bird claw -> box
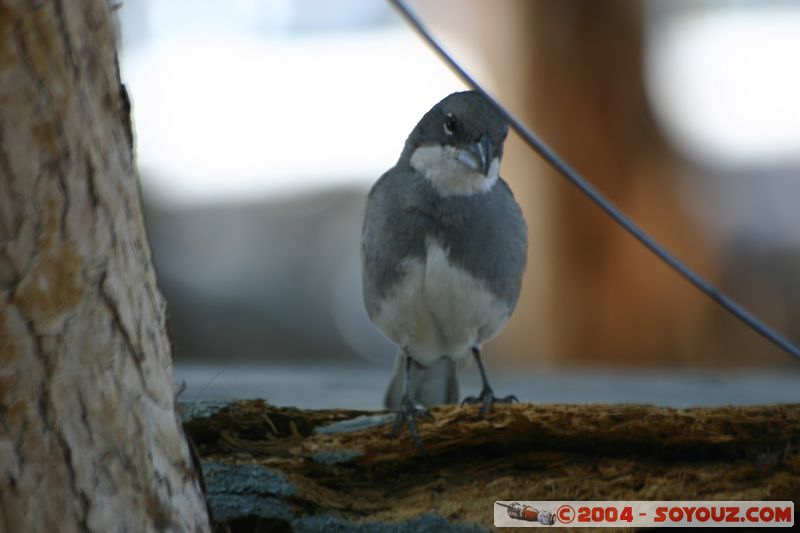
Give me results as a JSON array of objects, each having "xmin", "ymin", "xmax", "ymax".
[
  {"xmin": 391, "ymin": 395, "xmax": 434, "ymax": 451},
  {"xmin": 461, "ymin": 388, "xmax": 517, "ymax": 415}
]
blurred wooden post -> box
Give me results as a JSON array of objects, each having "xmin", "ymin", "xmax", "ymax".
[
  {"xmin": 0, "ymin": 2, "xmax": 209, "ymax": 530},
  {"xmin": 475, "ymin": 0, "xmax": 721, "ymax": 365}
]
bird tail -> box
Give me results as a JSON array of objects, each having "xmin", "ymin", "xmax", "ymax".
[{"xmin": 384, "ymin": 350, "xmax": 460, "ymax": 409}]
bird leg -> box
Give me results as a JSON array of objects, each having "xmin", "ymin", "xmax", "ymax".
[
  {"xmin": 391, "ymin": 350, "xmax": 434, "ymax": 450},
  {"xmin": 461, "ymin": 346, "xmax": 517, "ymax": 415}
]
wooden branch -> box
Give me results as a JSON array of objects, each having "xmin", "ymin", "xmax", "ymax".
[{"xmin": 184, "ymin": 400, "xmax": 800, "ymax": 531}]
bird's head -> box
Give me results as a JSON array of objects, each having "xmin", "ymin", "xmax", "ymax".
[{"xmin": 401, "ymin": 91, "xmax": 509, "ymax": 196}]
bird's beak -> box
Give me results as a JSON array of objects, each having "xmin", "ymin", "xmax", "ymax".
[{"xmin": 456, "ymin": 135, "xmax": 494, "ymax": 176}]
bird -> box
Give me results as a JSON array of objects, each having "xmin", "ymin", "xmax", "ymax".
[{"xmin": 360, "ymin": 90, "xmax": 528, "ymax": 449}]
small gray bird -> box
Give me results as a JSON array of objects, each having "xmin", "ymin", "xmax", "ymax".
[{"xmin": 361, "ymin": 90, "xmax": 527, "ymax": 448}]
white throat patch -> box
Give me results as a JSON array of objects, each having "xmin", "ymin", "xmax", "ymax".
[{"xmin": 410, "ymin": 145, "xmax": 499, "ymax": 197}]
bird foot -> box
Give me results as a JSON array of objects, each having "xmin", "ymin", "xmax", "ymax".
[
  {"xmin": 391, "ymin": 395, "xmax": 434, "ymax": 451},
  {"xmin": 461, "ymin": 388, "xmax": 517, "ymax": 416}
]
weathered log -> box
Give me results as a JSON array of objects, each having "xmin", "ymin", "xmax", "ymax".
[{"xmin": 183, "ymin": 400, "xmax": 800, "ymax": 531}]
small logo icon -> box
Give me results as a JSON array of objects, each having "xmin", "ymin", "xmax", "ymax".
[
  {"xmin": 496, "ymin": 502, "xmax": 556, "ymax": 525},
  {"xmin": 556, "ymin": 504, "xmax": 576, "ymax": 524}
]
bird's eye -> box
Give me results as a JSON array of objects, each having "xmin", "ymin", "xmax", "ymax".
[{"xmin": 443, "ymin": 113, "xmax": 459, "ymax": 136}]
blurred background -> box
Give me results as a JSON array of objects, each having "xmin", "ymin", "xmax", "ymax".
[{"xmin": 117, "ymin": 0, "xmax": 800, "ymax": 409}]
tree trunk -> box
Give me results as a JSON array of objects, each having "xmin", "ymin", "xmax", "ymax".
[{"xmin": 0, "ymin": 2, "xmax": 209, "ymax": 531}]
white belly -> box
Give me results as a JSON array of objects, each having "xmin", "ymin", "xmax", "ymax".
[{"xmin": 373, "ymin": 240, "xmax": 510, "ymax": 365}]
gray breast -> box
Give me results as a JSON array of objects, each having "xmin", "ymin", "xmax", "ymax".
[{"xmin": 361, "ymin": 165, "xmax": 527, "ymax": 322}]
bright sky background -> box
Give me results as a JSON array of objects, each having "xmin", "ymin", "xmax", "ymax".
[
  {"xmin": 120, "ymin": 1, "xmax": 800, "ymax": 205},
  {"xmin": 647, "ymin": 3, "xmax": 800, "ymax": 169},
  {"xmin": 120, "ymin": 1, "xmax": 469, "ymax": 204}
]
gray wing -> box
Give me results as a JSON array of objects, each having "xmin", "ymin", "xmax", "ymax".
[
  {"xmin": 482, "ymin": 177, "xmax": 528, "ymax": 309},
  {"xmin": 360, "ymin": 167, "xmax": 429, "ymax": 319}
]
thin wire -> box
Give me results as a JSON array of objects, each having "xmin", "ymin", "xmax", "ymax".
[
  {"xmin": 192, "ymin": 363, "xmax": 230, "ymax": 406},
  {"xmin": 389, "ymin": 0, "xmax": 800, "ymax": 361}
]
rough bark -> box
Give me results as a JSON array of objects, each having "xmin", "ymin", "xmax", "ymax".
[{"xmin": 0, "ymin": 2, "xmax": 209, "ymax": 531}]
